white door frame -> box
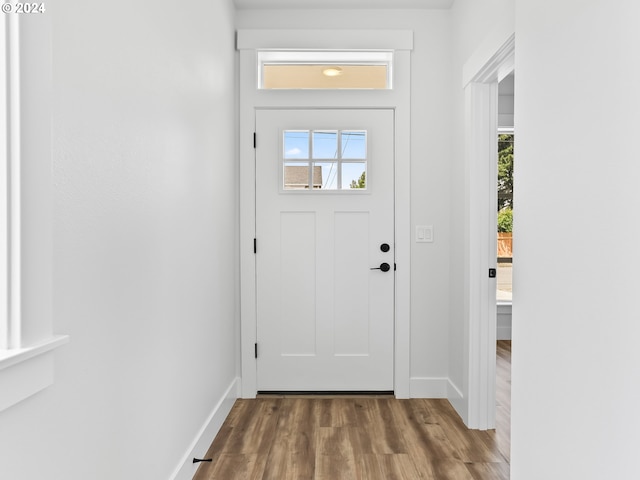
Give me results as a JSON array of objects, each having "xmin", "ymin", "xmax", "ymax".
[
  {"xmin": 237, "ymin": 29, "xmax": 413, "ymax": 398},
  {"xmin": 460, "ymin": 34, "xmax": 515, "ymax": 429}
]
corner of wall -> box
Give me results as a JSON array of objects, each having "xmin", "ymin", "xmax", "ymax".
[
  {"xmin": 447, "ymin": 378, "xmax": 468, "ymax": 425},
  {"xmin": 410, "ymin": 377, "xmax": 449, "ymax": 398},
  {"xmin": 170, "ymin": 376, "xmax": 240, "ymax": 480}
]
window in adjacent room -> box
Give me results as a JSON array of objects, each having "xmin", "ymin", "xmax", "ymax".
[{"xmin": 497, "ymin": 131, "xmax": 514, "ymax": 302}]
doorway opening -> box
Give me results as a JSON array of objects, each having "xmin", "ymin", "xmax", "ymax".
[
  {"xmin": 497, "ymin": 74, "xmax": 514, "ymax": 363},
  {"xmin": 495, "ymin": 71, "xmax": 514, "ymax": 465},
  {"xmin": 459, "ymin": 33, "xmax": 514, "ymax": 431},
  {"xmin": 497, "ymin": 72, "xmax": 514, "ymax": 307},
  {"xmin": 497, "ymin": 131, "xmax": 513, "ymax": 303}
]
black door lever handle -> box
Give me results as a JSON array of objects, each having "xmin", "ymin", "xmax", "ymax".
[{"xmin": 370, "ymin": 262, "xmax": 391, "ymax": 272}]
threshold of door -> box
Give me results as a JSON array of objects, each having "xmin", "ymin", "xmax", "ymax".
[{"xmin": 257, "ymin": 390, "xmax": 394, "ymax": 398}]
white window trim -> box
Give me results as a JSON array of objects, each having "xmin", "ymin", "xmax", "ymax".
[
  {"xmin": 0, "ymin": 335, "xmax": 69, "ymax": 369},
  {"xmin": 1, "ymin": 9, "xmax": 26, "ymax": 352},
  {"xmin": 1, "ymin": 10, "xmax": 68, "ymax": 412},
  {"xmin": 0, "ymin": 9, "xmax": 17, "ymax": 351}
]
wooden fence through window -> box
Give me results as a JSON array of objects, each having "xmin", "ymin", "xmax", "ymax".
[{"xmin": 498, "ymin": 232, "xmax": 512, "ymax": 259}]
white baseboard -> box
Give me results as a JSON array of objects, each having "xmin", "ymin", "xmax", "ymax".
[
  {"xmin": 447, "ymin": 379, "xmax": 463, "ymax": 400},
  {"xmin": 410, "ymin": 377, "xmax": 470, "ymax": 427},
  {"xmin": 446, "ymin": 378, "xmax": 468, "ymax": 425},
  {"xmin": 497, "ymin": 303, "xmax": 512, "ymax": 340},
  {"xmin": 170, "ymin": 376, "xmax": 240, "ymax": 480},
  {"xmin": 497, "ymin": 326, "xmax": 512, "ymax": 340},
  {"xmin": 410, "ymin": 376, "xmax": 460, "ymax": 399}
]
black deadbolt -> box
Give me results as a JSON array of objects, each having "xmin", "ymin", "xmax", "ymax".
[{"xmin": 380, "ymin": 243, "xmax": 390, "ymax": 252}]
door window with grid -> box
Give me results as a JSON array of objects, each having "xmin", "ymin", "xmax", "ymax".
[{"xmin": 282, "ymin": 130, "xmax": 367, "ymax": 192}]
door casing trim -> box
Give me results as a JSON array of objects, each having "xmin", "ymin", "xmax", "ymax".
[
  {"xmin": 453, "ymin": 33, "xmax": 515, "ymax": 429},
  {"xmin": 238, "ymin": 31, "xmax": 412, "ymax": 398}
]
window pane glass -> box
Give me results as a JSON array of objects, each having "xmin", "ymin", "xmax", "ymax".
[
  {"xmin": 313, "ymin": 131, "xmax": 337, "ymax": 159},
  {"xmin": 284, "ymin": 131, "xmax": 309, "ymax": 159},
  {"xmin": 313, "ymin": 162, "xmax": 338, "ymax": 190},
  {"xmin": 263, "ymin": 64, "xmax": 388, "ymax": 90},
  {"xmin": 282, "ymin": 129, "xmax": 368, "ymax": 193},
  {"xmin": 284, "ymin": 162, "xmax": 310, "ymax": 190},
  {"xmin": 497, "ymin": 133, "xmax": 514, "ymax": 302},
  {"xmin": 341, "ymin": 131, "xmax": 366, "ymax": 159},
  {"xmin": 342, "ymin": 163, "xmax": 367, "ymax": 190}
]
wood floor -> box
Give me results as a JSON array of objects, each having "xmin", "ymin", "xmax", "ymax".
[{"xmin": 194, "ymin": 341, "xmax": 511, "ymax": 480}]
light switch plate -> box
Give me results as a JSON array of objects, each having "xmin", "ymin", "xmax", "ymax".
[{"xmin": 416, "ymin": 225, "xmax": 433, "ymax": 243}]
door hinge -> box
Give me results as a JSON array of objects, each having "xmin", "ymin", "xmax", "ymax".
[
  {"xmin": 253, "ymin": 238, "xmax": 257, "ymax": 254},
  {"xmin": 254, "ymin": 343, "xmax": 258, "ymax": 359},
  {"xmin": 253, "ymin": 132, "xmax": 256, "ymax": 149},
  {"xmin": 489, "ymin": 268, "xmax": 497, "ymax": 278},
  {"xmin": 394, "ymin": 263, "xmax": 397, "ymax": 271}
]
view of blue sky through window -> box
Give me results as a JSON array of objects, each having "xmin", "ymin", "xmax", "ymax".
[{"xmin": 284, "ymin": 131, "xmax": 310, "ymax": 159}]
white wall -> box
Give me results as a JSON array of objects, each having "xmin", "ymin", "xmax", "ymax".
[
  {"xmin": 512, "ymin": 1, "xmax": 640, "ymax": 478},
  {"xmin": 499, "ymin": 73, "xmax": 515, "ymax": 129},
  {"xmin": 0, "ymin": 0, "xmax": 238, "ymax": 478},
  {"xmin": 449, "ymin": 0, "xmax": 514, "ymax": 420},
  {"xmin": 235, "ymin": 9, "xmax": 453, "ymax": 394}
]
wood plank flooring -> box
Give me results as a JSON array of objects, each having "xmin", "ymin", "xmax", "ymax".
[{"xmin": 194, "ymin": 341, "xmax": 511, "ymax": 480}]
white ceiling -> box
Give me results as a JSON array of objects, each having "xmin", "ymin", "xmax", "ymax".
[{"xmin": 234, "ymin": 0, "xmax": 454, "ymax": 10}]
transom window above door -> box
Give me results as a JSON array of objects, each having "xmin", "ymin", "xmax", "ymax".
[
  {"xmin": 282, "ymin": 130, "xmax": 367, "ymax": 191},
  {"xmin": 258, "ymin": 51, "xmax": 393, "ymax": 90}
]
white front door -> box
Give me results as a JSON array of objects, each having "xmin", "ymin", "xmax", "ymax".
[{"xmin": 255, "ymin": 109, "xmax": 395, "ymax": 391}]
